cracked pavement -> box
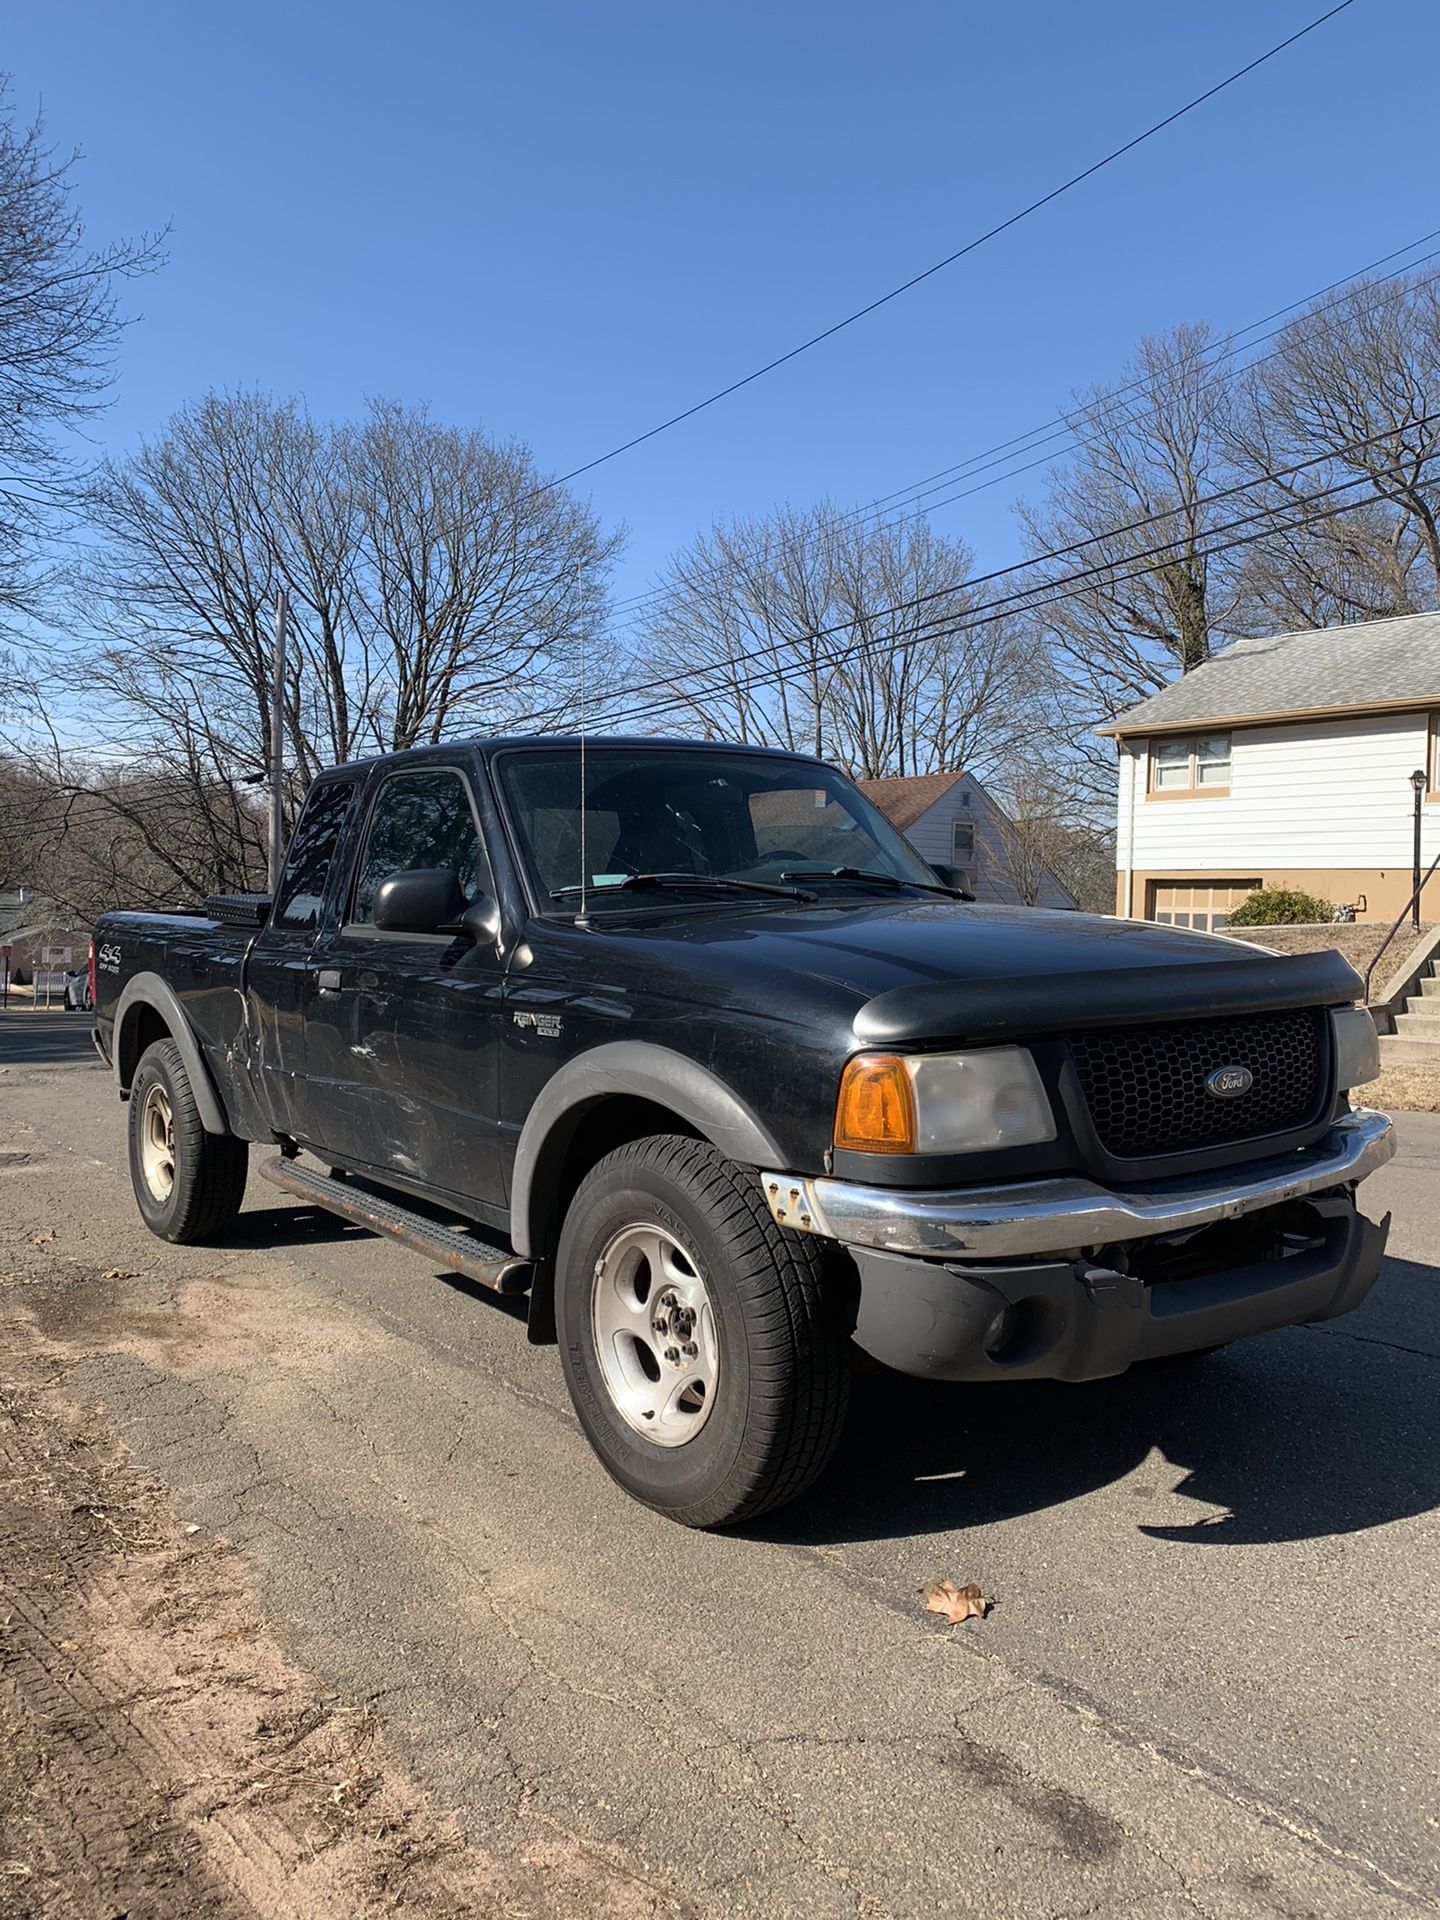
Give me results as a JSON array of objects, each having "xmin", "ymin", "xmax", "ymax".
[{"xmin": 3, "ymin": 1011, "xmax": 1438, "ymax": 1918}]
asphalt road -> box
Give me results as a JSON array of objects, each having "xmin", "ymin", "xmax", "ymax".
[{"xmin": 4, "ymin": 1009, "xmax": 1438, "ymax": 1918}]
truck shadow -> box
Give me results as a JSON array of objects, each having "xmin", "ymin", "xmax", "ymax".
[
  {"xmin": 758, "ymin": 1254, "xmax": 1440, "ymax": 1550},
  {"xmin": 214, "ymin": 1204, "xmax": 374, "ymax": 1250},
  {"xmin": 216, "ymin": 1194, "xmax": 531, "ymax": 1322}
]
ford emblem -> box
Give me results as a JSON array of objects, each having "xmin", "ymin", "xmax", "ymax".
[{"xmin": 1205, "ymin": 1064, "xmax": 1253, "ymax": 1098}]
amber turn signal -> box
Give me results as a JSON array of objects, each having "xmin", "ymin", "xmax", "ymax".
[{"xmin": 834, "ymin": 1053, "xmax": 917, "ymax": 1154}]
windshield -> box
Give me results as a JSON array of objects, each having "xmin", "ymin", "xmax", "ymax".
[{"xmin": 496, "ymin": 746, "xmax": 942, "ymax": 906}]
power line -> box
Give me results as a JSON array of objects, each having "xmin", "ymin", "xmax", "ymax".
[
  {"xmin": 830, "ymin": 230, "xmax": 1440, "ymax": 530},
  {"xmin": 603, "ymin": 227, "xmax": 1440, "ymax": 626},
  {"xmin": 34, "ymin": 460, "xmax": 1421, "ymax": 849},
  {"xmin": 40, "ymin": 778, "xmax": 268, "ymax": 834},
  {"xmin": 549, "ymin": 0, "xmax": 1358, "ymax": 491},
  {"xmin": 596, "ymin": 463, "xmax": 1430, "ymax": 741},
  {"xmin": 41, "ymin": 425, "xmax": 1438, "ymax": 838},
  {"xmin": 48, "ymin": 421, "xmax": 1438, "ymax": 832},
  {"xmin": 566, "ymin": 418, "xmax": 1440, "ymax": 721}
]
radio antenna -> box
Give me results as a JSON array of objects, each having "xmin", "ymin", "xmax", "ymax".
[{"xmin": 576, "ymin": 627, "xmax": 590, "ymax": 929}]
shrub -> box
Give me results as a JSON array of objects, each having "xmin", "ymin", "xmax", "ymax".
[{"xmin": 1226, "ymin": 886, "xmax": 1335, "ymax": 927}]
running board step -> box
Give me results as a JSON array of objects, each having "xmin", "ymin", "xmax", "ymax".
[{"xmin": 258, "ymin": 1156, "xmax": 531, "ymax": 1295}]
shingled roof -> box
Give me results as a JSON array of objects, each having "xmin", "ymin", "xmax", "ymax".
[
  {"xmin": 1102, "ymin": 609, "xmax": 1440, "ymax": 736},
  {"xmin": 855, "ymin": 770, "xmax": 965, "ymax": 832}
]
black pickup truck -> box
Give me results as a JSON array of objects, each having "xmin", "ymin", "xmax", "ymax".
[{"xmin": 93, "ymin": 736, "xmax": 1393, "ymax": 1526}]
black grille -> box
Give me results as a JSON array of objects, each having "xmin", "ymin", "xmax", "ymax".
[{"xmin": 1066, "ymin": 1008, "xmax": 1326, "ymax": 1159}]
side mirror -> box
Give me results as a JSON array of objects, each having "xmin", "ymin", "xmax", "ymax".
[
  {"xmin": 372, "ymin": 867, "xmax": 466, "ymax": 934},
  {"xmin": 930, "ymin": 863, "xmax": 974, "ymax": 896}
]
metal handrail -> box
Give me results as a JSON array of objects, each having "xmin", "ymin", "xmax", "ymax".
[{"xmin": 1363, "ymin": 850, "xmax": 1440, "ymax": 1003}]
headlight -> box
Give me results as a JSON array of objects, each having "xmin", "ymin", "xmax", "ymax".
[
  {"xmin": 834, "ymin": 1047, "xmax": 1057, "ymax": 1154},
  {"xmin": 1331, "ymin": 1006, "xmax": 1380, "ymax": 1090}
]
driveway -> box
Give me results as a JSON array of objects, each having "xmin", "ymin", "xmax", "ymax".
[{"xmin": 2, "ymin": 1010, "xmax": 1436, "ymax": 1917}]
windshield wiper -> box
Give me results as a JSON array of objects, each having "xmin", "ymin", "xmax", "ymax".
[
  {"xmin": 779, "ymin": 865, "xmax": 973, "ymax": 900},
  {"xmin": 551, "ymin": 871, "xmax": 818, "ymax": 904}
]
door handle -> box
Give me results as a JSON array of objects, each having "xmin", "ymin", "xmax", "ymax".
[{"xmin": 315, "ymin": 968, "xmax": 344, "ymax": 994}]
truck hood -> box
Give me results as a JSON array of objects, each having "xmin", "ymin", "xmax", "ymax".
[{"xmin": 580, "ymin": 900, "xmax": 1362, "ymax": 1044}]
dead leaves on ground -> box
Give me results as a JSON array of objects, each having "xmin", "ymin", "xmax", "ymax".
[
  {"xmin": 920, "ymin": 1579, "xmax": 989, "ymax": 1625},
  {"xmin": 102, "ymin": 1268, "xmax": 138, "ymax": 1281}
]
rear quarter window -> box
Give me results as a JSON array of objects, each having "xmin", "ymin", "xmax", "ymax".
[{"xmin": 273, "ymin": 780, "xmax": 358, "ymax": 930}]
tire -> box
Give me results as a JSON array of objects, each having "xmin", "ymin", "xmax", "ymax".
[
  {"xmin": 127, "ymin": 1038, "xmax": 249, "ymax": 1244},
  {"xmin": 555, "ymin": 1135, "xmax": 851, "ymax": 1528}
]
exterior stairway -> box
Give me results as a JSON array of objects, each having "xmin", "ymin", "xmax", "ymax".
[{"xmin": 1380, "ymin": 958, "xmax": 1440, "ymax": 1066}]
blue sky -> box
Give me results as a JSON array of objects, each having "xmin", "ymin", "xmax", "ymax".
[{"xmin": 8, "ymin": 0, "xmax": 1438, "ymax": 618}]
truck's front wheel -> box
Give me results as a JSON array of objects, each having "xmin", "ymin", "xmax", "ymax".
[
  {"xmin": 555, "ymin": 1136, "xmax": 850, "ymax": 1528},
  {"xmin": 128, "ymin": 1039, "xmax": 249, "ymax": 1244}
]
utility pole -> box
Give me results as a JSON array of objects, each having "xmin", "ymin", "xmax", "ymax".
[{"xmin": 268, "ymin": 590, "xmax": 289, "ymax": 892}]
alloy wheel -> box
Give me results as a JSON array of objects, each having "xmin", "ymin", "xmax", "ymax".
[{"xmin": 590, "ymin": 1221, "xmax": 720, "ymax": 1446}]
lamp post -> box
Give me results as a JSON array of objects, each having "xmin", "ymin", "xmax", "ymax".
[{"xmin": 1410, "ymin": 767, "xmax": 1427, "ymax": 930}]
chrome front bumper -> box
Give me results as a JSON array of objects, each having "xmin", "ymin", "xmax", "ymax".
[{"xmin": 760, "ymin": 1107, "xmax": 1395, "ymax": 1260}]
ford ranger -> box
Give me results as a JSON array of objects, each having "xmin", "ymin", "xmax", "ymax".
[{"xmin": 91, "ymin": 737, "xmax": 1394, "ymax": 1526}]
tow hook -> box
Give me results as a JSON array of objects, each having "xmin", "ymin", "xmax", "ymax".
[{"xmin": 1077, "ymin": 1260, "xmax": 1145, "ymax": 1310}]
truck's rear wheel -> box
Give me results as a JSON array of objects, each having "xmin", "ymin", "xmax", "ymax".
[
  {"xmin": 555, "ymin": 1136, "xmax": 850, "ymax": 1528},
  {"xmin": 128, "ymin": 1039, "xmax": 248, "ymax": 1244}
]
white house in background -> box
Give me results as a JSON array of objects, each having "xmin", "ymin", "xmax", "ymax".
[
  {"xmin": 857, "ymin": 770, "xmax": 1078, "ymax": 909},
  {"xmin": 1105, "ymin": 609, "xmax": 1440, "ymax": 929}
]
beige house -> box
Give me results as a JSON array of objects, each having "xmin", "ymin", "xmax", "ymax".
[{"xmin": 1106, "ymin": 610, "xmax": 1440, "ymax": 928}]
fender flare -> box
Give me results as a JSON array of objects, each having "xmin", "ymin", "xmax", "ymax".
[
  {"xmin": 509, "ymin": 1041, "xmax": 786, "ymax": 1259},
  {"xmin": 113, "ymin": 972, "xmax": 230, "ymax": 1136}
]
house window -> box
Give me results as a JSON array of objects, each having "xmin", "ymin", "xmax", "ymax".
[
  {"xmin": 951, "ymin": 819, "xmax": 976, "ymax": 888},
  {"xmin": 1429, "ymin": 712, "xmax": 1440, "ymax": 796},
  {"xmin": 1149, "ymin": 880, "xmax": 1260, "ymax": 932},
  {"xmin": 1148, "ymin": 733, "xmax": 1231, "ymax": 797}
]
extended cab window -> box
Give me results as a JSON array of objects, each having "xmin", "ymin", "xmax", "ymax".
[
  {"xmin": 273, "ymin": 779, "xmax": 357, "ymax": 930},
  {"xmin": 351, "ymin": 769, "xmax": 491, "ymax": 927}
]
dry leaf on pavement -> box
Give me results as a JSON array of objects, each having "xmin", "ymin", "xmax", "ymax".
[
  {"xmin": 920, "ymin": 1579, "xmax": 988, "ymax": 1624},
  {"xmin": 103, "ymin": 1268, "xmax": 138, "ymax": 1280},
  {"xmin": 31, "ymin": 1230, "xmax": 55, "ymax": 1247}
]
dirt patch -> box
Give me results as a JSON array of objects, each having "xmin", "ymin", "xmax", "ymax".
[
  {"xmin": 1366, "ymin": 1066, "xmax": 1440, "ymax": 1113},
  {"xmin": 1223, "ymin": 921, "xmax": 1437, "ymax": 981},
  {"xmin": 0, "ymin": 1329, "xmax": 680, "ymax": 1920}
]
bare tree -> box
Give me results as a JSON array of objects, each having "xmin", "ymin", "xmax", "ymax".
[
  {"xmin": 1019, "ymin": 326, "xmax": 1240, "ymax": 678},
  {"xmin": 1229, "ymin": 270, "xmax": 1440, "ymax": 622},
  {"xmin": 0, "ymin": 734, "xmax": 268, "ymax": 927},
  {"xmin": 627, "ymin": 506, "xmax": 840, "ymax": 756},
  {"xmin": 83, "ymin": 393, "xmax": 286, "ymax": 781},
  {"xmin": 988, "ymin": 762, "xmax": 1116, "ymax": 913},
  {"xmin": 79, "ymin": 392, "xmax": 620, "ymax": 805},
  {"xmin": 346, "ymin": 399, "xmax": 618, "ymax": 750},
  {"xmin": 1231, "ymin": 496, "xmax": 1425, "ymax": 635},
  {"xmin": 51, "ymin": 770, "xmax": 266, "ymax": 916},
  {"xmin": 0, "ymin": 754, "xmax": 52, "ymax": 892},
  {"xmin": 633, "ymin": 501, "xmax": 1039, "ymax": 780},
  {"xmin": 0, "ymin": 77, "xmax": 163, "ymax": 622},
  {"xmin": 1014, "ymin": 324, "xmax": 1247, "ymax": 807}
]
